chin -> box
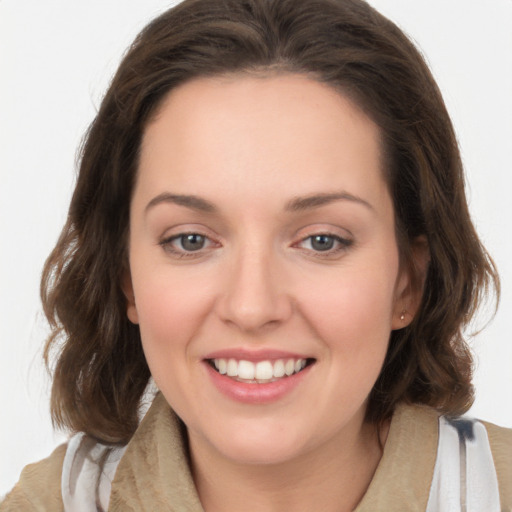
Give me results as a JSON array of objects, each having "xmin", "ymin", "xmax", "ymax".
[
  {"xmin": 219, "ymin": 439, "xmax": 307, "ymax": 467},
  {"xmin": 192, "ymin": 418, "xmax": 317, "ymax": 467}
]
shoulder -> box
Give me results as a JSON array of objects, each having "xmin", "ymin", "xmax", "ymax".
[
  {"xmin": 1, "ymin": 443, "xmax": 66, "ymax": 511},
  {"xmin": 426, "ymin": 412, "xmax": 511, "ymax": 512},
  {"xmin": 358, "ymin": 403, "xmax": 511, "ymax": 512},
  {"xmin": 482, "ymin": 419, "xmax": 512, "ymax": 509},
  {"xmin": 482, "ymin": 417, "xmax": 512, "ymax": 458},
  {"xmin": 1, "ymin": 433, "xmax": 128, "ymax": 512}
]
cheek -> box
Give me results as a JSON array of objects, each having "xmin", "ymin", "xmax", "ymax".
[
  {"xmin": 132, "ymin": 270, "xmax": 213, "ymax": 355},
  {"xmin": 297, "ymin": 263, "xmax": 399, "ymax": 355},
  {"xmin": 131, "ymin": 271, "xmax": 216, "ymax": 402}
]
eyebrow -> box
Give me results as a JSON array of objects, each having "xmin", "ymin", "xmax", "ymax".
[
  {"xmin": 285, "ymin": 192, "xmax": 374, "ymax": 212},
  {"xmin": 145, "ymin": 193, "xmax": 218, "ymax": 214},
  {"xmin": 144, "ymin": 191, "xmax": 374, "ymax": 215}
]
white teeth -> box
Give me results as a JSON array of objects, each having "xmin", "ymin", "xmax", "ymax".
[
  {"xmin": 273, "ymin": 359, "xmax": 285, "ymax": 378},
  {"xmin": 238, "ymin": 360, "xmax": 255, "ymax": 380},
  {"xmin": 218, "ymin": 359, "xmax": 227, "ymax": 375},
  {"xmin": 255, "ymin": 361, "xmax": 273, "ymax": 380},
  {"xmin": 226, "ymin": 359, "xmax": 238, "ymax": 377},
  {"xmin": 212, "ymin": 357, "xmax": 310, "ymax": 381},
  {"xmin": 285, "ymin": 359, "xmax": 295, "ymax": 376}
]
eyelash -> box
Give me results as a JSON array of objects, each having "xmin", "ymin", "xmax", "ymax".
[{"xmin": 159, "ymin": 232, "xmax": 353, "ymax": 259}]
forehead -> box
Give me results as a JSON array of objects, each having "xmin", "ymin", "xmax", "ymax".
[{"xmin": 136, "ymin": 73, "xmax": 389, "ymax": 215}]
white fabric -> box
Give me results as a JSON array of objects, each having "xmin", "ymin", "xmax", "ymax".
[
  {"xmin": 426, "ymin": 417, "xmax": 500, "ymax": 512},
  {"xmin": 61, "ymin": 432, "xmax": 126, "ymax": 512}
]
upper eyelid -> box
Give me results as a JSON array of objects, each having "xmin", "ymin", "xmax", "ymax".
[
  {"xmin": 293, "ymin": 225, "xmax": 353, "ymax": 242},
  {"xmin": 299, "ymin": 230, "xmax": 351, "ymax": 239},
  {"xmin": 159, "ymin": 224, "xmax": 219, "ymax": 242},
  {"xmin": 162, "ymin": 231, "xmax": 211, "ymax": 241}
]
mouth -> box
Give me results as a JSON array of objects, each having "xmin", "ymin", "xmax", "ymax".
[{"xmin": 206, "ymin": 357, "xmax": 316, "ymax": 384}]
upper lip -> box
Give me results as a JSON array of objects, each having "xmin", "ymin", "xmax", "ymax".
[{"xmin": 203, "ymin": 348, "xmax": 314, "ymax": 362}]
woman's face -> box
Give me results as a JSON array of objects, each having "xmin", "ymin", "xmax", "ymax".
[{"xmin": 125, "ymin": 74, "xmax": 414, "ymax": 466}]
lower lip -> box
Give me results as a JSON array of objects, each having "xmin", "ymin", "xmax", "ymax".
[{"xmin": 204, "ymin": 362, "xmax": 312, "ymax": 404}]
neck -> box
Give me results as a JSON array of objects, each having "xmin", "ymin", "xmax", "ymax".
[{"xmin": 189, "ymin": 419, "xmax": 389, "ymax": 512}]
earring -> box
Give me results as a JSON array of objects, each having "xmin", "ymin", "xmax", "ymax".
[{"xmin": 400, "ymin": 310, "xmax": 406, "ymax": 321}]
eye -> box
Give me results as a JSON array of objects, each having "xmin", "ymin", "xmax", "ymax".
[
  {"xmin": 160, "ymin": 232, "xmax": 216, "ymax": 257},
  {"xmin": 297, "ymin": 233, "xmax": 352, "ymax": 255},
  {"xmin": 309, "ymin": 234, "xmax": 336, "ymax": 251},
  {"xmin": 176, "ymin": 233, "xmax": 207, "ymax": 251}
]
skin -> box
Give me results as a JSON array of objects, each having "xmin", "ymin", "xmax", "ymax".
[{"xmin": 124, "ymin": 74, "xmax": 423, "ymax": 511}]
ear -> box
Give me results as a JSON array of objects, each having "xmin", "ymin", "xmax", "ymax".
[
  {"xmin": 121, "ymin": 266, "xmax": 140, "ymax": 325},
  {"xmin": 391, "ymin": 236, "xmax": 430, "ymax": 330}
]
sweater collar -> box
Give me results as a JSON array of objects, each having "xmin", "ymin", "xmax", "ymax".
[
  {"xmin": 109, "ymin": 393, "xmax": 438, "ymax": 511},
  {"xmin": 110, "ymin": 392, "xmax": 203, "ymax": 511}
]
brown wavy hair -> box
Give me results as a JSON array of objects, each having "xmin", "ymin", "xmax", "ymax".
[{"xmin": 42, "ymin": 0, "xmax": 499, "ymax": 444}]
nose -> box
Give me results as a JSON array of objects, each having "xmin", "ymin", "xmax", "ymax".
[{"xmin": 216, "ymin": 243, "xmax": 293, "ymax": 332}]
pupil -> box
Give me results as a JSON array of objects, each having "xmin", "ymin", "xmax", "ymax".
[
  {"xmin": 182, "ymin": 234, "xmax": 205, "ymax": 251},
  {"xmin": 311, "ymin": 235, "xmax": 334, "ymax": 251}
]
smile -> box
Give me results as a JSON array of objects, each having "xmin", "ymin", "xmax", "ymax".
[
  {"xmin": 204, "ymin": 353, "xmax": 316, "ymax": 403},
  {"xmin": 208, "ymin": 358, "xmax": 313, "ymax": 383}
]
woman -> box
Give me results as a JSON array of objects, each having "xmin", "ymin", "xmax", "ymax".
[{"xmin": 3, "ymin": 0, "xmax": 510, "ymax": 510}]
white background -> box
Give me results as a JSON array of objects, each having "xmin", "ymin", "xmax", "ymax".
[{"xmin": 1, "ymin": 0, "xmax": 511, "ymax": 497}]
